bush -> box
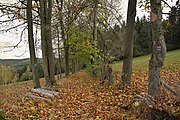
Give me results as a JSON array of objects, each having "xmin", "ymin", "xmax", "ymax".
[
  {"xmin": 0, "ymin": 109, "xmax": 5, "ymax": 120},
  {"xmin": 85, "ymin": 64, "xmax": 101, "ymax": 77},
  {"xmin": 20, "ymin": 66, "xmax": 33, "ymax": 81},
  {"xmin": 0, "ymin": 64, "xmax": 18, "ymax": 85}
]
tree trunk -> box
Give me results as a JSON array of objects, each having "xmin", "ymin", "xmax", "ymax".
[
  {"xmin": 90, "ymin": 0, "xmax": 98, "ymax": 76},
  {"xmin": 65, "ymin": 0, "xmax": 71, "ymax": 77},
  {"xmin": 121, "ymin": 0, "xmax": 137, "ymax": 88},
  {"xmin": 77, "ymin": 59, "xmax": 81, "ymax": 72},
  {"xmin": 40, "ymin": 0, "xmax": 49, "ymax": 83},
  {"xmin": 56, "ymin": 0, "xmax": 69, "ymax": 77},
  {"xmin": 27, "ymin": 0, "xmax": 40, "ymax": 88},
  {"xmin": 46, "ymin": 0, "xmax": 55, "ymax": 86},
  {"xmin": 58, "ymin": 52, "xmax": 62, "ymax": 79},
  {"xmin": 89, "ymin": 0, "xmax": 98, "ymax": 66},
  {"xmin": 71, "ymin": 58, "xmax": 75, "ymax": 74},
  {"xmin": 93, "ymin": 0, "xmax": 98, "ymax": 43},
  {"xmin": 148, "ymin": 0, "xmax": 166, "ymax": 96},
  {"xmin": 57, "ymin": 26, "xmax": 62, "ymax": 79},
  {"xmin": 64, "ymin": 41, "xmax": 69, "ymax": 76},
  {"xmin": 40, "ymin": 0, "xmax": 56, "ymax": 87}
]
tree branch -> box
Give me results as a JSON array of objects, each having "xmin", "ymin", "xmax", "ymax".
[
  {"xmin": 162, "ymin": 12, "xmax": 180, "ymax": 16},
  {"xmin": 161, "ymin": 0, "xmax": 172, "ymax": 9},
  {"xmin": 0, "ymin": 22, "xmax": 26, "ymax": 32}
]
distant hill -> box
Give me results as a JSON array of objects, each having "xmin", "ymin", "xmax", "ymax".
[{"xmin": 0, "ymin": 58, "xmax": 42, "ymax": 66}]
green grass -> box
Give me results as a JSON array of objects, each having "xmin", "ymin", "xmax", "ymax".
[{"xmin": 112, "ymin": 49, "xmax": 180, "ymax": 72}]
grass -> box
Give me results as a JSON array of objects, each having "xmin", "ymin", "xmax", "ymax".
[{"xmin": 112, "ymin": 49, "xmax": 180, "ymax": 72}]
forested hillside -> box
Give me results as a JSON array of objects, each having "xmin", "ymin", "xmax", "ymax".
[{"xmin": 0, "ymin": 58, "xmax": 30, "ymax": 66}]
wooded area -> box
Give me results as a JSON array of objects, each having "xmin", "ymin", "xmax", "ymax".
[{"xmin": 0, "ymin": 0, "xmax": 180, "ymax": 119}]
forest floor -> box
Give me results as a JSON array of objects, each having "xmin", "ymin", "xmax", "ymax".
[{"xmin": 0, "ymin": 50, "xmax": 180, "ymax": 120}]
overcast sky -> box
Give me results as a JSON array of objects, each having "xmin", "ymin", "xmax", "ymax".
[{"xmin": 0, "ymin": 0, "xmax": 177, "ymax": 59}]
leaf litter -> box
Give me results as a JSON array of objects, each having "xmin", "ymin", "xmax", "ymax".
[{"xmin": 0, "ymin": 65, "xmax": 179, "ymax": 119}]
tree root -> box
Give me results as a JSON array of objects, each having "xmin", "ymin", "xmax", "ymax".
[{"xmin": 160, "ymin": 79, "xmax": 180, "ymax": 96}]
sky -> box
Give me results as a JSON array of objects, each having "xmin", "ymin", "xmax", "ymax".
[
  {"xmin": 0, "ymin": 0, "xmax": 177, "ymax": 59},
  {"xmin": 0, "ymin": 20, "xmax": 30, "ymax": 59}
]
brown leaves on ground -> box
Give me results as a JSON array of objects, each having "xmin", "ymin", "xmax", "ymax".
[{"xmin": 0, "ymin": 66, "xmax": 179, "ymax": 119}]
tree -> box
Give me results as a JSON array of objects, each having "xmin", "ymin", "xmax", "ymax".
[
  {"xmin": 148, "ymin": 0, "xmax": 166, "ymax": 96},
  {"xmin": 40, "ymin": 0, "xmax": 56, "ymax": 87},
  {"xmin": 101, "ymin": 24, "xmax": 125, "ymax": 61},
  {"xmin": 27, "ymin": 0, "xmax": 40, "ymax": 88},
  {"xmin": 68, "ymin": 25, "xmax": 95, "ymax": 63},
  {"xmin": 55, "ymin": 0, "xmax": 87, "ymax": 76},
  {"xmin": 0, "ymin": 64, "xmax": 17, "ymax": 85},
  {"xmin": 93, "ymin": 0, "xmax": 98, "ymax": 44},
  {"xmin": 163, "ymin": 3, "xmax": 180, "ymax": 50},
  {"xmin": 120, "ymin": 0, "xmax": 137, "ymax": 88},
  {"xmin": 56, "ymin": 0, "xmax": 70, "ymax": 76},
  {"xmin": 20, "ymin": 66, "xmax": 33, "ymax": 81},
  {"xmin": 134, "ymin": 16, "xmax": 151, "ymax": 57},
  {"xmin": 56, "ymin": 26, "xmax": 62, "ymax": 79}
]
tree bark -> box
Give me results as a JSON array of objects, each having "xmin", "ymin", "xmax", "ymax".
[
  {"xmin": 56, "ymin": 0, "xmax": 69, "ymax": 76},
  {"xmin": 121, "ymin": 0, "xmax": 137, "ymax": 88},
  {"xmin": 57, "ymin": 26, "xmax": 62, "ymax": 79},
  {"xmin": 93, "ymin": 0, "xmax": 98, "ymax": 43},
  {"xmin": 64, "ymin": 37, "xmax": 70, "ymax": 76},
  {"xmin": 40, "ymin": 0, "xmax": 56, "ymax": 87},
  {"xmin": 148, "ymin": 0, "xmax": 166, "ymax": 96},
  {"xmin": 46, "ymin": 0, "xmax": 55, "ymax": 86},
  {"xmin": 40, "ymin": 0, "xmax": 49, "ymax": 83},
  {"xmin": 27, "ymin": 0, "xmax": 40, "ymax": 88},
  {"xmin": 92, "ymin": 0, "xmax": 98, "ymax": 63},
  {"xmin": 71, "ymin": 58, "xmax": 75, "ymax": 74}
]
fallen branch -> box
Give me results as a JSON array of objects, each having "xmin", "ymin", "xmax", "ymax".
[{"xmin": 160, "ymin": 79, "xmax": 180, "ymax": 96}]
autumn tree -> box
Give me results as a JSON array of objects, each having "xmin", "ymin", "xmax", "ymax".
[
  {"xmin": 53, "ymin": 0, "xmax": 101, "ymax": 76},
  {"xmin": 120, "ymin": 0, "xmax": 137, "ymax": 88}
]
